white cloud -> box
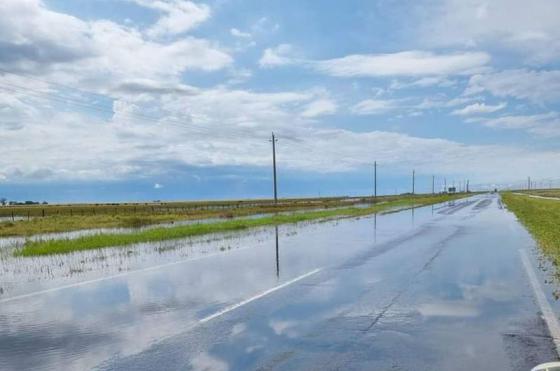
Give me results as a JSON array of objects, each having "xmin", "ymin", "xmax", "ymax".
[
  {"xmin": 0, "ymin": 0, "xmax": 231, "ymax": 93},
  {"xmin": 230, "ymin": 28, "xmax": 251, "ymax": 38},
  {"xmin": 132, "ymin": 0, "xmax": 210, "ymax": 38},
  {"xmin": 154, "ymin": 183, "xmax": 164, "ymax": 189},
  {"xmin": 313, "ymin": 51, "xmax": 490, "ymax": 77},
  {"xmin": 390, "ymin": 76, "xmax": 457, "ymax": 90},
  {"xmin": 452, "ymin": 102, "xmax": 507, "ymax": 116},
  {"xmin": 1, "ymin": 92, "xmax": 559, "ymax": 183},
  {"xmin": 465, "ymin": 69, "xmax": 560, "ymax": 104},
  {"xmin": 350, "ymin": 99, "xmax": 401, "ymax": 115},
  {"xmin": 418, "ymin": 0, "xmax": 560, "ymax": 63},
  {"xmin": 258, "ymin": 44, "xmax": 296, "ymax": 68},
  {"xmin": 468, "ymin": 112, "xmax": 560, "ymax": 136},
  {"xmin": 301, "ymin": 99, "xmax": 337, "ymax": 118}
]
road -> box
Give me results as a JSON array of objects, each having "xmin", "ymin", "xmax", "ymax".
[{"xmin": 0, "ymin": 194, "xmax": 558, "ymax": 370}]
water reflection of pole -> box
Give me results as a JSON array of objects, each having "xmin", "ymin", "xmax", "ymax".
[
  {"xmin": 411, "ymin": 204, "xmax": 415, "ymax": 225},
  {"xmin": 431, "ymin": 204, "xmax": 434, "ymax": 216},
  {"xmin": 373, "ymin": 213, "xmax": 377, "ymax": 244},
  {"xmin": 275, "ymin": 226, "xmax": 280, "ymax": 278}
]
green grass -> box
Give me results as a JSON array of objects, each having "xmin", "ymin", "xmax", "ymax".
[
  {"xmin": 502, "ymin": 192, "xmax": 560, "ymax": 267},
  {"xmin": 16, "ymin": 194, "xmax": 466, "ymax": 257},
  {"xmin": 0, "ymin": 195, "xmax": 410, "ymax": 237}
]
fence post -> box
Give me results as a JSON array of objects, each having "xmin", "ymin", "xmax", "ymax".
[
  {"xmin": 11, "ymin": 210, "xmax": 14, "ymax": 222},
  {"xmin": 42, "ymin": 209, "xmax": 45, "ymax": 218}
]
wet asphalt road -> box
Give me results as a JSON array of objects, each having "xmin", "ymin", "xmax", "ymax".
[{"xmin": 0, "ymin": 194, "xmax": 558, "ymax": 370}]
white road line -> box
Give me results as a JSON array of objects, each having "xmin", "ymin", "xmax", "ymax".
[
  {"xmin": 199, "ymin": 268, "xmax": 322, "ymax": 324},
  {"xmin": 0, "ymin": 248, "xmax": 256, "ymax": 304},
  {"xmin": 519, "ymin": 249, "xmax": 560, "ymax": 355}
]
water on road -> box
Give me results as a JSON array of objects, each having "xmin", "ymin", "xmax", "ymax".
[{"xmin": 0, "ymin": 195, "xmax": 558, "ymax": 370}]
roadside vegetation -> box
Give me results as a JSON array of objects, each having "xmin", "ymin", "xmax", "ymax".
[
  {"xmin": 502, "ymin": 192, "xmax": 560, "ymax": 267},
  {"xmin": 16, "ymin": 194, "xmax": 466, "ymax": 257},
  {"xmin": 1, "ymin": 194, "xmax": 458, "ymax": 237}
]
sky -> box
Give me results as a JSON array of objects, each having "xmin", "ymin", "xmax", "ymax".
[{"xmin": 0, "ymin": 0, "xmax": 559, "ymax": 202}]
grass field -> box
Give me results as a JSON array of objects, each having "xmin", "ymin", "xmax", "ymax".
[
  {"xmin": 0, "ymin": 194, "xmax": 450, "ymax": 237},
  {"xmin": 502, "ymin": 192, "xmax": 560, "ymax": 270},
  {"xmin": 16, "ymin": 194, "xmax": 466, "ymax": 257}
]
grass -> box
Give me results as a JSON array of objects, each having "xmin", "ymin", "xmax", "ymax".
[
  {"xmin": 0, "ymin": 214, "xmax": 184, "ymax": 237},
  {"xmin": 0, "ymin": 193, "xmax": 466, "ymax": 237},
  {"xmin": 502, "ymin": 192, "xmax": 560, "ymax": 268},
  {"xmin": 16, "ymin": 194, "xmax": 466, "ymax": 257},
  {"xmin": 0, "ymin": 195, "xmax": 405, "ymax": 237}
]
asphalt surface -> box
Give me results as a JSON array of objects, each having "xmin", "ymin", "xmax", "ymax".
[{"xmin": 0, "ymin": 194, "xmax": 558, "ymax": 370}]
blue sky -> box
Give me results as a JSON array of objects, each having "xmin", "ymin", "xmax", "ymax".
[{"xmin": 0, "ymin": 0, "xmax": 559, "ymax": 202}]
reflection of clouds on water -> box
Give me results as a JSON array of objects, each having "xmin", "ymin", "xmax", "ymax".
[
  {"xmin": 0, "ymin": 203, "xmax": 444, "ymax": 370},
  {"xmin": 269, "ymin": 319, "xmax": 301, "ymax": 338},
  {"xmin": 460, "ymin": 281, "xmax": 517, "ymax": 302},
  {"xmin": 191, "ymin": 352, "xmax": 229, "ymax": 371},
  {"xmin": 418, "ymin": 301, "xmax": 479, "ymax": 318}
]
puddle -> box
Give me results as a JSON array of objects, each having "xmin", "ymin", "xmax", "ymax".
[{"xmin": 0, "ymin": 198, "xmax": 474, "ymax": 370}]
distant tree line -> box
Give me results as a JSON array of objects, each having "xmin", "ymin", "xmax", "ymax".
[{"xmin": 0, "ymin": 198, "xmax": 48, "ymax": 206}]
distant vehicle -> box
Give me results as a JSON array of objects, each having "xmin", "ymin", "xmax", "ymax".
[{"xmin": 532, "ymin": 362, "xmax": 560, "ymax": 371}]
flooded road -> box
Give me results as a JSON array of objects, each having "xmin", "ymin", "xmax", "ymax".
[{"xmin": 0, "ymin": 194, "xmax": 558, "ymax": 370}]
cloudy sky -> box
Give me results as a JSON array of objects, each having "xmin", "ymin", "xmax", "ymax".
[{"xmin": 1, "ymin": 0, "xmax": 559, "ymax": 202}]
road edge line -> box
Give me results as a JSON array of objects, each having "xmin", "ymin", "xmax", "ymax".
[{"xmin": 519, "ymin": 248, "xmax": 560, "ymax": 355}]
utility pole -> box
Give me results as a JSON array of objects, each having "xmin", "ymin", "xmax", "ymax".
[
  {"xmin": 444, "ymin": 178, "xmax": 447, "ymax": 193},
  {"xmin": 467, "ymin": 180, "xmax": 469, "ymax": 193},
  {"xmin": 412, "ymin": 170, "xmax": 415, "ymax": 195},
  {"xmin": 374, "ymin": 161, "xmax": 377, "ymax": 203},
  {"xmin": 270, "ymin": 132, "xmax": 278, "ymax": 203},
  {"xmin": 432, "ymin": 175, "xmax": 435, "ymax": 195},
  {"xmin": 528, "ymin": 176, "xmax": 531, "ymax": 190}
]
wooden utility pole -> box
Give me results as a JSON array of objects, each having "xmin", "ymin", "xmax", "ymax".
[
  {"xmin": 432, "ymin": 175, "xmax": 435, "ymax": 195},
  {"xmin": 270, "ymin": 132, "xmax": 278, "ymax": 203},
  {"xmin": 412, "ymin": 170, "xmax": 415, "ymax": 195},
  {"xmin": 528, "ymin": 176, "xmax": 531, "ymax": 190},
  {"xmin": 374, "ymin": 161, "xmax": 377, "ymax": 202}
]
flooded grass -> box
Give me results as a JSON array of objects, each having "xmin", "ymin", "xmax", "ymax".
[
  {"xmin": 17, "ymin": 194, "xmax": 466, "ymax": 256},
  {"xmin": 0, "ymin": 196, "xmax": 398, "ymax": 237},
  {"xmin": 502, "ymin": 192, "xmax": 560, "ymax": 268}
]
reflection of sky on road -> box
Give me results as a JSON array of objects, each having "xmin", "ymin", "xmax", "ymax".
[
  {"xmin": 3, "ymin": 195, "xmax": 550, "ymax": 370},
  {"xmin": 0, "ymin": 200, "xmax": 451, "ymax": 370},
  {"xmin": 96, "ymin": 195, "xmax": 557, "ymax": 370}
]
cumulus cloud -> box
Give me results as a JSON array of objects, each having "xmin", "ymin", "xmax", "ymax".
[
  {"xmin": 258, "ymin": 44, "xmax": 297, "ymax": 67},
  {"xmin": 452, "ymin": 102, "xmax": 507, "ymax": 116},
  {"xmin": 313, "ymin": 51, "xmax": 490, "ymax": 77},
  {"xmin": 132, "ymin": 0, "xmax": 210, "ymax": 38},
  {"xmin": 350, "ymin": 99, "xmax": 401, "ymax": 115},
  {"xmin": 467, "ymin": 112, "xmax": 560, "ymax": 137},
  {"xmin": 418, "ymin": 0, "xmax": 560, "ymax": 63},
  {"xmin": 0, "ymin": 0, "xmax": 231, "ymax": 93},
  {"xmin": 301, "ymin": 98, "xmax": 337, "ymax": 118},
  {"xmin": 465, "ymin": 69, "xmax": 560, "ymax": 104},
  {"xmin": 230, "ymin": 28, "xmax": 251, "ymax": 38},
  {"xmin": 260, "ymin": 49, "xmax": 490, "ymax": 77},
  {"xmin": 2, "ymin": 83, "xmax": 558, "ymax": 184}
]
